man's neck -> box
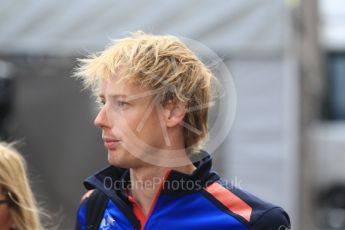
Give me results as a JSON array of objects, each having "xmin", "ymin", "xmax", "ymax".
[{"xmin": 128, "ymin": 160, "xmax": 196, "ymax": 216}]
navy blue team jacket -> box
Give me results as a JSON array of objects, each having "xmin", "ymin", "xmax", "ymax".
[{"xmin": 76, "ymin": 153, "xmax": 290, "ymax": 229}]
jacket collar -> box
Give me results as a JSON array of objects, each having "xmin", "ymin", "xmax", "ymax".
[{"xmin": 83, "ymin": 150, "xmax": 220, "ymax": 197}]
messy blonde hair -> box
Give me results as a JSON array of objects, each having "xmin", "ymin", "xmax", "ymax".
[
  {"xmin": 74, "ymin": 31, "xmax": 216, "ymax": 152},
  {"xmin": 0, "ymin": 142, "xmax": 43, "ymax": 230}
]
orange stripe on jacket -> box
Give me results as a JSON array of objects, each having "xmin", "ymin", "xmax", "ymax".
[
  {"xmin": 205, "ymin": 182, "xmax": 252, "ymax": 222},
  {"xmin": 80, "ymin": 189, "xmax": 94, "ymax": 204},
  {"xmin": 127, "ymin": 194, "xmax": 146, "ymax": 228}
]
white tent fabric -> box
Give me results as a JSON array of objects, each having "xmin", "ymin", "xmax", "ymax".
[{"xmin": 0, "ymin": 0, "xmax": 285, "ymax": 56}]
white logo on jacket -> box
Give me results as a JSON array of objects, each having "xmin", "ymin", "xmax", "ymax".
[{"xmin": 100, "ymin": 213, "xmax": 116, "ymax": 229}]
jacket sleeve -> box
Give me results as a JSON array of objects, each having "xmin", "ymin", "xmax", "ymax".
[
  {"xmin": 251, "ymin": 207, "xmax": 291, "ymax": 230},
  {"xmin": 75, "ymin": 200, "xmax": 87, "ymax": 230},
  {"xmin": 75, "ymin": 190, "xmax": 94, "ymax": 230}
]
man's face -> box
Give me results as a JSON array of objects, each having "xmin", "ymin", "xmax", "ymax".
[{"xmin": 94, "ymin": 74, "xmax": 167, "ymax": 168}]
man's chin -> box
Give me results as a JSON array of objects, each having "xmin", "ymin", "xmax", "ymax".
[
  {"xmin": 108, "ymin": 153, "xmax": 121, "ymax": 166},
  {"xmin": 108, "ymin": 152, "xmax": 131, "ymax": 168}
]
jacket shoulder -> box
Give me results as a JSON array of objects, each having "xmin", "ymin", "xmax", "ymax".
[
  {"xmin": 250, "ymin": 207, "xmax": 290, "ymax": 230},
  {"xmin": 203, "ymin": 178, "xmax": 291, "ymax": 229},
  {"xmin": 79, "ymin": 189, "xmax": 94, "ymax": 204}
]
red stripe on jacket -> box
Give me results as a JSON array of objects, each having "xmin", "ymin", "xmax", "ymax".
[{"xmin": 206, "ymin": 182, "xmax": 252, "ymax": 222}]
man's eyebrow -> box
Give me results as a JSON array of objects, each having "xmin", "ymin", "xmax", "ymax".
[{"xmin": 98, "ymin": 94, "xmax": 128, "ymax": 99}]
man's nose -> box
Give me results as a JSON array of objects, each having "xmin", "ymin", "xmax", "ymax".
[{"xmin": 94, "ymin": 107, "xmax": 111, "ymax": 129}]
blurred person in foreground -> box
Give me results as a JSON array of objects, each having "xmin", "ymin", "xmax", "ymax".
[
  {"xmin": 74, "ymin": 32, "xmax": 291, "ymax": 230},
  {"xmin": 0, "ymin": 142, "xmax": 43, "ymax": 230}
]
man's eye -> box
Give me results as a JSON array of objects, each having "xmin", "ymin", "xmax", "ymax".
[
  {"xmin": 96, "ymin": 98, "xmax": 105, "ymax": 107},
  {"xmin": 117, "ymin": 101, "xmax": 129, "ymax": 107}
]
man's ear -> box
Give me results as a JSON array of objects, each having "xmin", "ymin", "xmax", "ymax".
[{"xmin": 163, "ymin": 101, "xmax": 187, "ymax": 128}]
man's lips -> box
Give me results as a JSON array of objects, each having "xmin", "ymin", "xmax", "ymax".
[{"xmin": 103, "ymin": 138, "xmax": 121, "ymax": 150}]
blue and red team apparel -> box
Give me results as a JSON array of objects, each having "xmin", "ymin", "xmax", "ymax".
[{"xmin": 76, "ymin": 152, "xmax": 291, "ymax": 229}]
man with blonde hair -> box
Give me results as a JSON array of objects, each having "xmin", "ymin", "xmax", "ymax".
[{"xmin": 74, "ymin": 32, "xmax": 290, "ymax": 230}]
